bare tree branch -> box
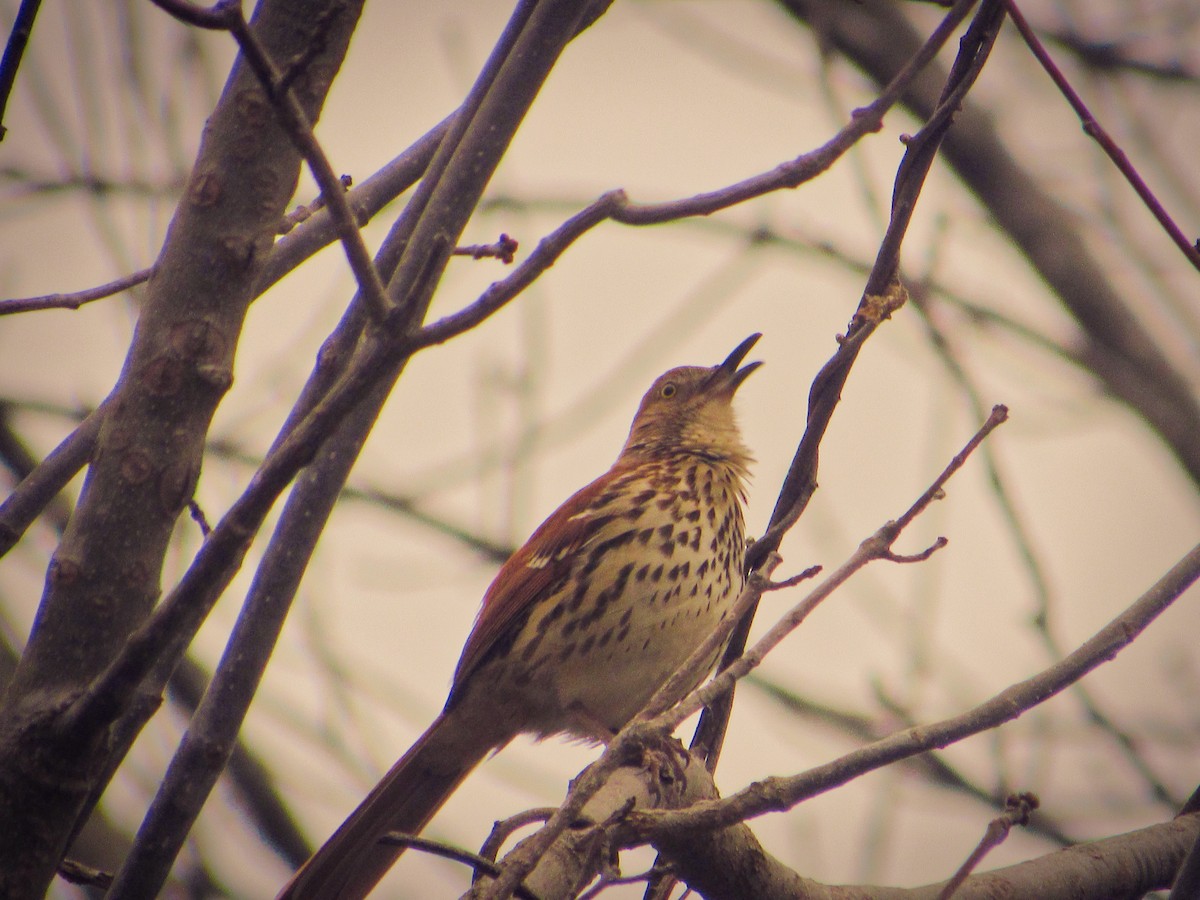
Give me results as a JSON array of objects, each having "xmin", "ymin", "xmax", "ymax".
[
  {"xmin": 0, "ymin": 270, "xmax": 148, "ymax": 317},
  {"xmin": 0, "ymin": 0, "xmax": 40, "ymax": 141},
  {"xmin": 108, "ymin": 2, "xmax": 609, "ymax": 894},
  {"xmin": 690, "ymin": 0, "xmax": 1005, "ymax": 813},
  {"xmin": 749, "ymin": 677, "xmax": 1075, "ymax": 846},
  {"xmin": 936, "ymin": 793, "xmax": 1038, "ymax": 899},
  {"xmin": 0, "ymin": 407, "xmax": 311, "ymax": 873},
  {"xmin": 642, "ymin": 756, "xmax": 1196, "ymax": 900},
  {"xmin": 3, "ymin": 3, "xmax": 1194, "ymax": 897},
  {"xmin": 0, "ymin": 2, "xmax": 363, "ymax": 893},
  {"xmin": 1004, "ymin": 0, "xmax": 1200, "ymax": 272},
  {"xmin": 777, "ymin": 0, "xmax": 1200, "ymax": 489},
  {"xmin": 631, "ymin": 540, "xmax": 1200, "ymax": 836}
]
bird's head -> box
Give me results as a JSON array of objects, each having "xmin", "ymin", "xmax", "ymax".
[{"xmin": 621, "ymin": 333, "xmax": 761, "ymax": 469}]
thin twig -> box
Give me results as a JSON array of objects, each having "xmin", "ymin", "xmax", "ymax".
[
  {"xmin": 689, "ymin": 0, "xmax": 1005, "ymax": 788},
  {"xmin": 633, "ymin": 540, "xmax": 1200, "ymax": 837},
  {"xmin": 150, "ymin": 0, "xmax": 392, "ymax": 319},
  {"xmin": 937, "ymin": 793, "xmax": 1039, "ymax": 899},
  {"xmin": 479, "ymin": 809, "xmax": 561, "ymax": 864},
  {"xmin": 0, "ymin": 111, "xmax": 449, "ymax": 318},
  {"xmin": 0, "ymin": 0, "xmax": 41, "ymax": 141},
  {"xmin": 752, "ymin": 677, "xmax": 1076, "ymax": 846},
  {"xmin": 278, "ymin": 173, "xmax": 352, "ymax": 234},
  {"xmin": 406, "ymin": 0, "xmax": 985, "ymax": 366},
  {"xmin": 0, "ymin": 269, "xmax": 148, "ymax": 316},
  {"xmin": 908, "ymin": 279, "xmax": 1183, "ymax": 811},
  {"xmin": 1004, "ymin": 0, "xmax": 1200, "ymax": 272},
  {"xmin": 0, "ymin": 406, "xmax": 102, "ymax": 558},
  {"xmin": 452, "ymin": 233, "xmax": 519, "ymax": 264},
  {"xmin": 1, "ymin": 169, "xmax": 184, "ymax": 199},
  {"xmin": 374, "ymin": 834, "xmax": 543, "ymax": 900},
  {"xmin": 56, "ymin": 858, "xmax": 113, "ymax": 889},
  {"xmin": 783, "ymin": 0, "xmax": 1200, "ymax": 492},
  {"xmin": 186, "ymin": 499, "xmax": 211, "ymax": 538},
  {"xmin": 660, "ymin": 406, "xmax": 1006, "ymax": 737}
]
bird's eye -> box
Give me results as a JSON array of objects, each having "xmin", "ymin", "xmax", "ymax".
[{"xmin": 660, "ymin": 383, "xmax": 677, "ymax": 399}]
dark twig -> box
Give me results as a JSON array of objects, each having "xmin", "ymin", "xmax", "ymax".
[
  {"xmin": 479, "ymin": 809, "xmax": 561, "ymax": 865},
  {"xmin": 278, "ymin": 173, "xmax": 352, "ymax": 234},
  {"xmin": 936, "ymin": 793, "xmax": 1038, "ymax": 899},
  {"xmin": 0, "ymin": 0, "xmax": 41, "ymax": 141},
  {"xmin": 186, "ymin": 499, "xmax": 212, "ymax": 537},
  {"xmin": 0, "ymin": 269, "xmax": 147, "ymax": 316},
  {"xmin": 0, "ymin": 406, "xmax": 102, "ymax": 559},
  {"xmin": 453, "ymin": 233, "xmax": 519, "ymax": 264},
  {"xmin": 639, "ymin": 7, "xmax": 1003, "ymax": 898},
  {"xmin": 150, "ymin": 0, "xmax": 392, "ymax": 319},
  {"xmin": 778, "ymin": 0, "xmax": 1200, "ymax": 490},
  {"xmin": 0, "ymin": 168, "xmax": 184, "ymax": 199},
  {"xmin": 56, "ymin": 858, "xmax": 113, "ymax": 889},
  {"xmin": 375, "ymin": 834, "xmax": 543, "ymax": 900},
  {"xmin": 1003, "ymin": 0, "xmax": 1200, "ymax": 272}
]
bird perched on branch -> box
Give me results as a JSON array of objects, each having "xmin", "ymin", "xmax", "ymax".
[{"xmin": 280, "ymin": 334, "xmax": 762, "ymax": 899}]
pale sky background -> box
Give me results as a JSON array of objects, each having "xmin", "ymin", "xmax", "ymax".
[{"xmin": 1, "ymin": 2, "xmax": 1199, "ymax": 897}]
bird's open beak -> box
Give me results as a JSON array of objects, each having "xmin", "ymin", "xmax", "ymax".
[{"xmin": 710, "ymin": 333, "xmax": 763, "ymax": 394}]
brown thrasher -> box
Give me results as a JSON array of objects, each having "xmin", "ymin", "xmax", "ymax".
[{"xmin": 279, "ymin": 334, "xmax": 761, "ymax": 899}]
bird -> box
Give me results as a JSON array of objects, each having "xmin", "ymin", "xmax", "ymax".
[{"xmin": 279, "ymin": 334, "xmax": 762, "ymax": 899}]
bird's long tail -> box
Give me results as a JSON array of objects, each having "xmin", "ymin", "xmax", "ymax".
[{"xmin": 278, "ymin": 711, "xmax": 504, "ymax": 899}]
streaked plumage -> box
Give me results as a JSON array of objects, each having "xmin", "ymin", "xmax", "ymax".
[{"xmin": 279, "ymin": 334, "xmax": 761, "ymax": 899}]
